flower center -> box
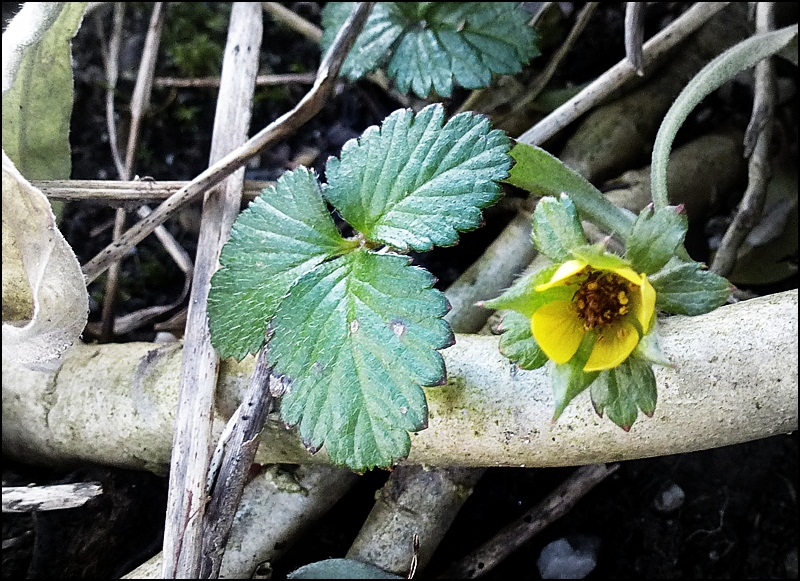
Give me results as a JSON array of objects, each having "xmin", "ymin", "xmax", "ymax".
[{"xmin": 573, "ymin": 271, "xmax": 632, "ymax": 329}]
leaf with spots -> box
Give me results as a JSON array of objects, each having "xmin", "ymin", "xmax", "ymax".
[
  {"xmin": 324, "ymin": 103, "xmax": 511, "ymax": 252},
  {"xmin": 270, "ymin": 249, "xmax": 453, "ymax": 471}
]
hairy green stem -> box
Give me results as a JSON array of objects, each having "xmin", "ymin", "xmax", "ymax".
[{"xmin": 650, "ymin": 24, "xmax": 797, "ymax": 210}]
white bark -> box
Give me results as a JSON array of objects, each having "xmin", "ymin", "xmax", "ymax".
[{"xmin": 3, "ymin": 290, "xmax": 796, "ymax": 470}]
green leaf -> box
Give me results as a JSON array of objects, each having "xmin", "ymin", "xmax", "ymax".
[
  {"xmin": 531, "ymin": 195, "xmax": 587, "ymax": 261},
  {"xmin": 2, "ymin": 3, "xmax": 86, "ymax": 179},
  {"xmin": 648, "ymin": 258, "xmax": 731, "ymax": 316},
  {"xmin": 495, "ymin": 311, "xmax": 548, "ymax": 370},
  {"xmin": 324, "ymin": 104, "xmax": 511, "ymax": 252},
  {"xmin": 208, "ymin": 168, "xmax": 353, "ymax": 360},
  {"xmin": 271, "ymin": 250, "xmax": 453, "ymax": 471},
  {"xmin": 506, "ymin": 142, "xmax": 635, "ymax": 239},
  {"xmin": 288, "ymin": 559, "xmax": 403, "ymax": 580},
  {"xmin": 625, "ymin": 204, "xmax": 688, "ymax": 274},
  {"xmin": 591, "ymin": 358, "xmax": 657, "ymax": 430},
  {"xmin": 322, "ymin": 2, "xmax": 539, "ymax": 98},
  {"xmin": 550, "ymin": 333, "xmax": 599, "ymax": 421},
  {"xmin": 482, "ymin": 263, "xmax": 572, "ymax": 317}
]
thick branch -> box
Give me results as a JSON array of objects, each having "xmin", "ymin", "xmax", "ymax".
[{"xmin": 3, "ymin": 291, "xmax": 796, "ymax": 471}]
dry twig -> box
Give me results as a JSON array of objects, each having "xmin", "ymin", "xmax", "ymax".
[
  {"xmin": 492, "ymin": 3, "xmax": 599, "ymax": 123},
  {"xmin": 624, "ymin": 2, "xmax": 645, "ymax": 75},
  {"xmin": 161, "ymin": 4, "xmax": 374, "ymax": 578},
  {"xmin": 161, "ymin": 3, "xmax": 263, "ymax": 577},
  {"xmin": 710, "ymin": 3, "xmax": 777, "ymax": 277},
  {"xmin": 517, "ymin": 2, "xmax": 730, "ymax": 145},
  {"xmin": 81, "ymin": 3, "xmax": 374, "ymax": 284},
  {"xmin": 438, "ymin": 464, "xmax": 619, "ymax": 578}
]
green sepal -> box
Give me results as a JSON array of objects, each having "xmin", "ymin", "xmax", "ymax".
[
  {"xmin": 531, "ymin": 195, "xmax": 587, "ymax": 261},
  {"xmin": 550, "ymin": 332, "xmax": 600, "ymax": 421},
  {"xmin": 625, "ymin": 204, "xmax": 688, "ymax": 274},
  {"xmin": 324, "ymin": 103, "xmax": 511, "ymax": 252},
  {"xmin": 208, "ymin": 167, "xmax": 354, "ymax": 361},
  {"xmin": 495, "ymin": 311, "xmax": 548, "ymax": 370},
  {"xmin": 633, "ymin": 329, "xmax": 673, "ymax": 368},
  {"xmin": 270, "ymin": 249, "xmax": 453, "ymax": 472},
  {"xmin": 570, "ymin": 244, "xmax": 632, "ymax": 271},
  {"xmin": 591, "ymin": 357, "xmax": 658, "ymax": 430},
  {"xmin": 648, "ymin": 257, "xmax": 731, "ymax": 315},
  {"xmin": 482, "ymin": 263, "xmax": 573, "ymax": 317}
]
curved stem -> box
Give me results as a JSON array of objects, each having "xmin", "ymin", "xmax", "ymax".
[{"xmin": 650, "ymin": 24, "xmax": 797, "ymax": 209}]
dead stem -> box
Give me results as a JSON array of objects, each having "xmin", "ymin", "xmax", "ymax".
[{"xmin": 711, "ymin": 3, "xmax": 777, "ymax": 277}]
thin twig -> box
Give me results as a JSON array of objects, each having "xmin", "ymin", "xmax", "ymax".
[
  {"xmin": 153, "ymin": 72, "xmax": 316, "ymax": 88},
  {"xmin": 96, "ymin": 2, "xmax": 126, "ymax": 178},
  {"xmin": 625, "ymin": 2, "xmax": 645, "ymax": 75},
  {"xmin": 200, "ymin": 348, "xmax": 274, "ymax": 578},
  {"xmin": 261, "ymin": 1, "xmax": 410, "ymax": 107},
  {"xmin": 493, "ymin": 2, "xmax": 598, "ymax": 122},
  {"xmin": 162, "ymin": 4, "xmax": 373, "ymax": 579},
  {"xmin": 710, "ymin": 3, "xmax": 777, "ymax": 277},
  {"xmin": 517, "ymin": 2, "xmax": 730, "ymax": 145},
  {"xmin": 261, "ymin": 1, "xmax": 322, "ymax": 43},
  {"xmin": 81, "ymin": 3, "xmax": 375, "ymax": 284},
  {"xmin": 35, "ymin": 179, "xmax": 274, "ymax": 204},
  {"xmin": 161, "ymin": 3, "xmax": 263, "ymax": 577},
  {"xmin": 438, "ymin": 464, "xmax": 619, "ymax": 579},
  {"xmin": 99, "ymin": 2, "xmax": 164, "ymax": 341}
]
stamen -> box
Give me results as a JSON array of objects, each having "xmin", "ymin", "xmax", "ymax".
[{"xmin": 573, "ymin": 269, "xmax": 635, "ymax": 329}]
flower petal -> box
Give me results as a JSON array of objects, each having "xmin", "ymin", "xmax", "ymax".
[
  {"xmin": 637, "ymin": 275, "xmax": 656, "ymax": 330},
  {"xmin": 629, "ymin": 274, "xmax": 656, "ymax": 332},
  {"xmin": 584, "ymin": 320, "xmax": 639, "ymax": 371},
  {"xmin": 609, "ymin": 265, "xmax": 642, "ymax": 286},
  {"xmin": 531, "ymin": 300, "xmax": 585, "ymax": 364},
  {"xmin": 535, "ymin": 259, "xmax": 587, "ymax": 291}
]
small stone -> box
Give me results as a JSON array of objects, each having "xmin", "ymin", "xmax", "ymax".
[
  {"xmin": 537, "ymin": 535, "xmax": 600, "ymax": 579},
  {"xmin": 653, "ymin": 482, "xmax": 685, "ymax": 513}
]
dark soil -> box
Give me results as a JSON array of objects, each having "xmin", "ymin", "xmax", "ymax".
[{"xmin": 2, "ymin": 3, "xmax": 797, "ymax": 579}]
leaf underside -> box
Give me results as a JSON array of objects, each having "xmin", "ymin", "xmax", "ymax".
[
  {"xmin": 322, "ymin": 2, "xmax": 539, "ymax": 98},
  {"xmin": 324, "ymin": 103, "xmax": 511, "ymax": 252},
  {"xmin": 208, "ymin": 168, "xmax": 351, "ymax": 361},
  {"xmin": 271, "ymin": 250, "xmax": 453, "ymax": 471}
]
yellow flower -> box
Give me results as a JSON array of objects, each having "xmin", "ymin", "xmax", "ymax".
[{"xmin": 531, "ymin": 258, "xmax": 656, "ymax": 372}]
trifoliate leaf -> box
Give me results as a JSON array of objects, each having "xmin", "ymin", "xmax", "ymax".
[
  {"xmin": 532, "ymin": 195, "xmax": 587, "ymax": 261},
  {"xmin": 208, "ymin": 168, "xmax": 354, "ymax": 360},
  {"xmin": 648, "ymin": 258, "xmax": 731, "ymax": 316},
  {"xmin": 270, "ymin": 249, "xmax": 453, "ymax": 471},
  {"xmin": 321, "ymin": 2, "xmax": 539, "ymax": 98},
  {"xmin": 495, "ymin": 311, "xmax": 548, "ymax": 370},
  {"xmin": 482, "ymin": 263, "xmax": 572, "ymax": 317},
  {"xmin": 324, "ymin": 104, "xmax": 510, "ymax": 252},
  {"xmin": 625, "ymin": 204, "xmax": 688, "ymax": 274}
]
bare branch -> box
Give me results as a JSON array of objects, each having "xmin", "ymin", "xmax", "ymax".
[
  {"xmin": 711, "ymin": 3, "xmax": 777, "ymax": 277},
  {"xmin": 439, "ymin": 464, "xmax": 619, "ymax": 578},
  {"xmin": 517, "ymin": 2, "xmax": 730, "ymax": 146},
  {"xmin": 81, "ymin": 2, "xmax": 376, "ymax": 284}
]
